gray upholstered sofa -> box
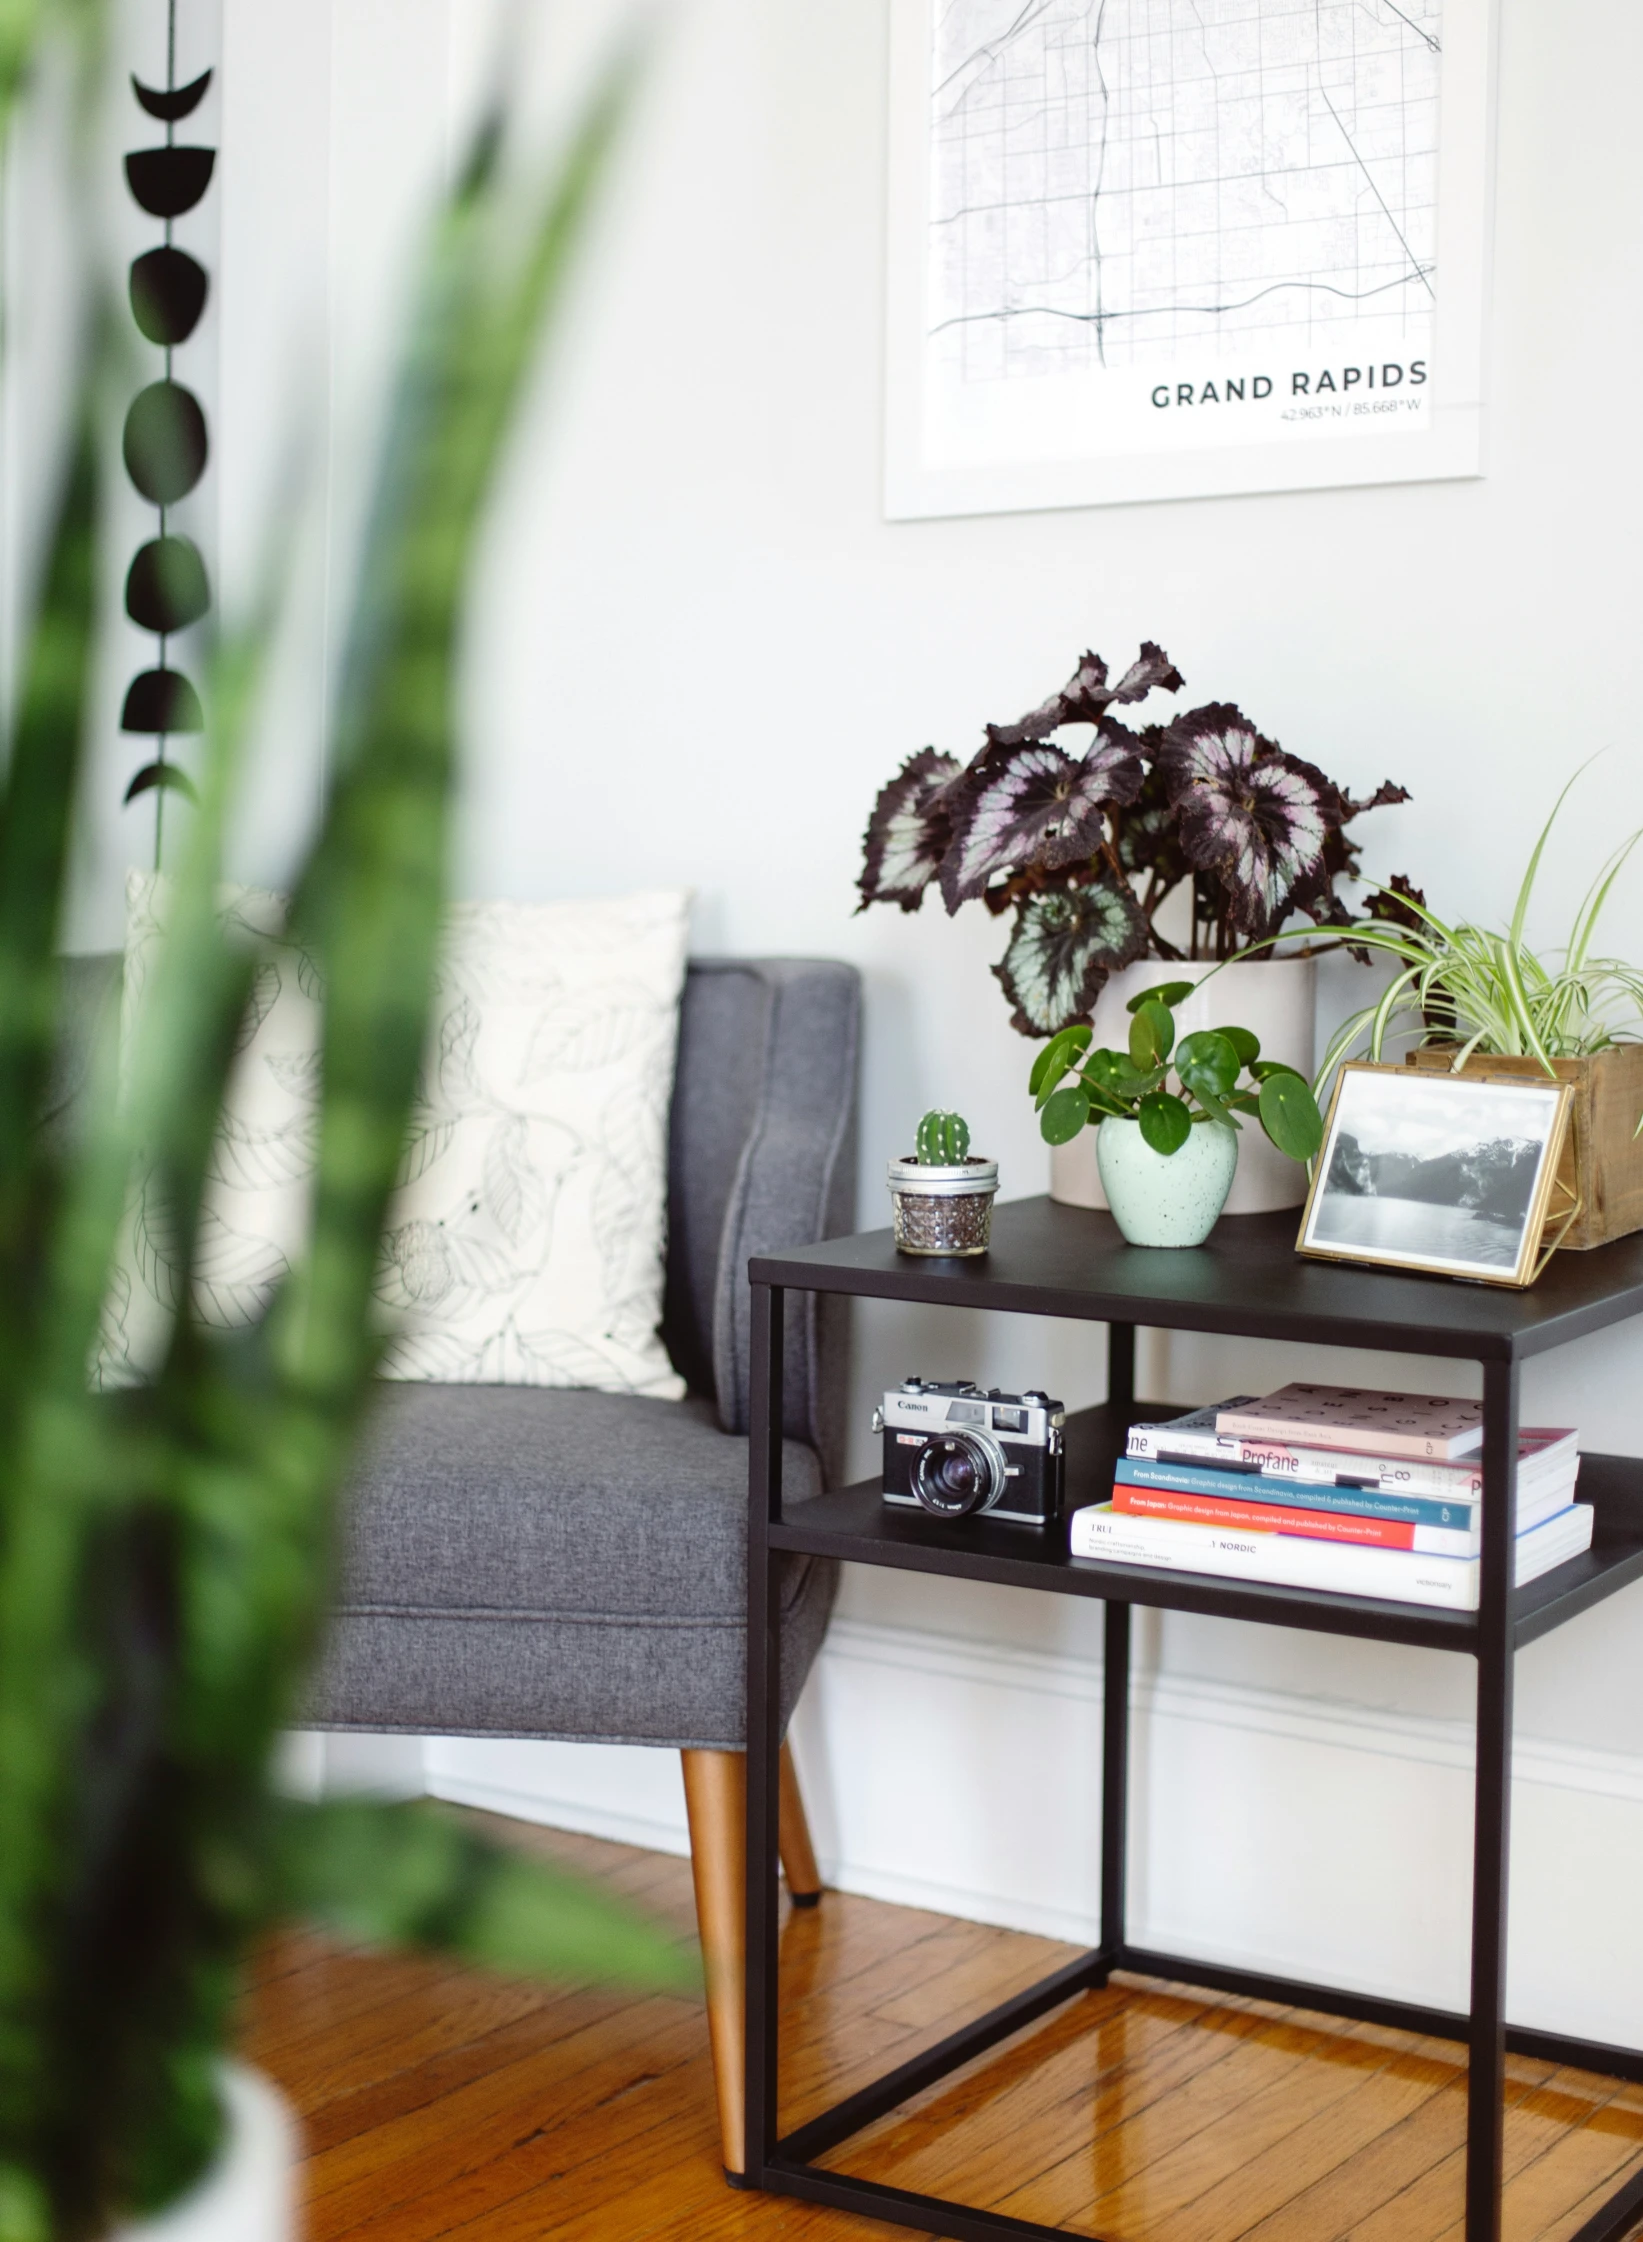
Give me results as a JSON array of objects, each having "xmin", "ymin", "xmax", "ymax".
[
  {"xmin": 55, "ymin": 949, "xmax": 861, "ymax": 2175},
  {"xmin": 307, "ymin": 954, "xmax": 859, "ymax": 1754}
]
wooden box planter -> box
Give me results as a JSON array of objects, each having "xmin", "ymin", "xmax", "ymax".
[{"xmin": 1408, "ymin": 1043, "xmax": 1643, "ymax": 1250}]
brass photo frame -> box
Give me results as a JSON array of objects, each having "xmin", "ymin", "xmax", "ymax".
[{"xmin": 1296, "ymin": 1064, "xmax": 1577, "ymax": 1289}]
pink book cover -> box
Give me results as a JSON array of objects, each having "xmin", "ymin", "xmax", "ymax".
[{"xmin": 1215, "ymin": 1383, "xmax": 1485, "ymax": 1460}]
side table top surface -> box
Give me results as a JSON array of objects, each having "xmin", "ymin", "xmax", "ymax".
[{"xmin": 751, "ymin": 1196, "xmax": 1643, "ymax": 1362}]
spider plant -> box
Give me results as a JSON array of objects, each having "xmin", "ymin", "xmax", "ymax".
[{"xmin": 1315, "ymin": 766, "xmax": 1643, "ymax": 1111}]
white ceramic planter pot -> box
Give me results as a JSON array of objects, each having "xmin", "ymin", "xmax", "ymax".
[
  {"xmin": 1050, "ymin": 955, "xmax": 1316, "ymax": 1216},
  {"xmin": 1096, "ymin": 1116, "xmax": 1239, "ymax": 1247},
  {"xmin": 110, "ymin": 2066, "xmax": 295, "ymax": 2242}
]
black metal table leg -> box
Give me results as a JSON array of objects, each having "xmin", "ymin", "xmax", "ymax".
[
  {"xmin": 1102, "ymin": 1600, "xmax": 1131, "ymax": 1964},
  {"xmin": 1107, "ymin": 1320, "xmax": 1136, "ymax": 1421},
  {"xmin": 745, "ymin": 1281, "xmax": 786, "ymax": 2183},
  {"xmin": 1466, "ymin": 1357, "xmax": 1519, "ymax": 2242},
  {"xmin": 1101, "ymin": 1322, "xmax": 1136, "ymax": 1970}
]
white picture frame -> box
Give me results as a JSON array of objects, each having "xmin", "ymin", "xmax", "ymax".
[{"xmin": 884, "ymin": 0, "xmax": 1499, "ymax": 520}]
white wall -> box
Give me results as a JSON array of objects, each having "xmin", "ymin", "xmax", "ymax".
[{"xmin": 227, "ymin": 0, "xmax": 1643, "ymax": 2044}]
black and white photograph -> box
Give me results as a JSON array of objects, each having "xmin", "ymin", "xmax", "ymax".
[{"xmin": 1298, "ymin": 1065, "xmax": 1574, "ymax": 1287}]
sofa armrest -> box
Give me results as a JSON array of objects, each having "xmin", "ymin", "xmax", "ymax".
[{"xmin": 700, "ymin": 960, "xmax": 859, "ymax": 1484}]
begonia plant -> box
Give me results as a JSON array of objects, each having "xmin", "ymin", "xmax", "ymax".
[{"xmin": 858, "ymin": 646, "xmax": 1412, "ymax": 1038}]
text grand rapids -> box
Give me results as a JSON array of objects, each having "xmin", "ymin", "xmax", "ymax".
[{"xmin": 1151, "ymin": 362, "xmax": 1428, "ymax": 408}]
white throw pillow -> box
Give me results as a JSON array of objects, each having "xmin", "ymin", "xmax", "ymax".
[
  {"xmin": 98, "ymin": 874, "xmax": 321, "ymax": 1386},
  {"xmin": 100, "ymin": 878, "xmax": 690, "ymax": 1401},
  {"xmin": 378, "ymin": 893, "xmax": 689, "ymax": 1396}
]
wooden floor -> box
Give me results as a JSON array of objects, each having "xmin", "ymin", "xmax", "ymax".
[{"xmin": 243, "ymin": 1811, "xmax": 1643, "ymax": 2242}]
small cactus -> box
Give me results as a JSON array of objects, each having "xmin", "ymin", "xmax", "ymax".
[{"xmin": 916, "ymin": 1109, "xmax": 971, "ymax": 1164}]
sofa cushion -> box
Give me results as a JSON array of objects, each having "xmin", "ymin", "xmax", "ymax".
[
  {"xmin": 314, "ymin": 1384, "xmax": 833, "ymax": 1750},
  {"xmin": 336, "ymin": 1385, "xmax": 821, "ymax": 1618}
]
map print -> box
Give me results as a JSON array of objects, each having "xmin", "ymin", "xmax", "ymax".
[{"xmin": 921, "ymin": 0, "xmax": 1444, "ymax": 465}]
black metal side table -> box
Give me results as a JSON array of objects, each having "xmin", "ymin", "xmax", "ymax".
[{"xmin": 743, "ymin": 1198, "xmax": 1643, "ymax": 2242}]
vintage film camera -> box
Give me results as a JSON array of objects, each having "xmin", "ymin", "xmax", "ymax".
[{"xmin": 873, "ymin": 1377, "xmax": 1065, "ymax": 1527}]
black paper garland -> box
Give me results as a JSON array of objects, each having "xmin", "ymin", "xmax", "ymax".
[
  {"xmin": 129, "ymin": 246, "xmax": 207, "ymax": 343},
  {"xmin": 133, "ymin": 66, "xmax": 211, "ymax": 123},
  {"xmin": 121, "ymin": 0, "xmax": 213, "ymax": 843}
]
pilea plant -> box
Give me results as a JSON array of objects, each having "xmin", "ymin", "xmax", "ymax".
[
  {"xmin": 1030, "ymin": 984, "xmax": 1325, "ymax": 1161},
  {"xmin": 858, "ymin": 645, "xmax": 1412, "ymax": 1039},
  {"xmin": 915, "ymin": 1110, "xmax": 971, "ymax": 1164}
]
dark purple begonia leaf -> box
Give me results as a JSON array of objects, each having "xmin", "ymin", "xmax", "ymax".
[
  {"xmin": 992, "ymin": 878, "xmax": 1150, "ymax": 1038},
  {"xmin": 1289, "ymin": 819, "xmax": 1361, "ymax": 926},
  {"xmin": 938, "ymin": 726, "xmax": 1146, "ymax": 911},
  {"xmin": 1159, "ymin": 703, "xmax": 1343, "ymax": 940},
  {"xmin": 1368, "ymin": 872, "xmax": 1428, "ymax": 930},
  {"xmin": 1113, "ymin": 736, "xmax": 1191, "ymax": 884},
  {"xmin": 858, "ymin": 747, "xmax": 962, "ymax": 911},
  {"xmin": 1291, "ymin": 776, "xmax": 1408, "ymax": 929},
  {"xmin": 1307, "ymin": 868, "xmax": 1428, "ymax": 959},
  {"xmin": 1290, "ymin": 772, "xmax": 1410, "ymax": 930},
  {"xmin": 985, "ymin": 652, "xmax": 1106, "ymax": 749},
  {"xmin": 1107, "ymin": 640, "xmax": 1186, "ymax": 706},
  {"xmin": 985, "ymin": 642, "xmax": 1183, "ymax": 750},
  {"xmin": 1340, "ymin": 778, "xmax": 1411, "ymax": 819}
]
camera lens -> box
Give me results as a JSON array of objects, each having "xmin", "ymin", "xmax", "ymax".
[{"xmin": 914, "ymin": 1430, "xmax": 1005, "ymax": 1518}]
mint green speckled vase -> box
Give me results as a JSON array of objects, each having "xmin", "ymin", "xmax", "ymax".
[{"xmin": 1095, "ymin": 1118, "xmax": 1239, "ymax": 1248}]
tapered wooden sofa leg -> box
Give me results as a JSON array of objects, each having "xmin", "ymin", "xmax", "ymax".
[
  {"xmin": 778, "ymin": 1739, "xmax": 822, "ymax": 1905},
  {"xmin": 680, "ymin": 1747, "xmax": 747, "ymax": 2177}
]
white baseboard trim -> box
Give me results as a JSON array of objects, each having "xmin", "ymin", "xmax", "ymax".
[
  {"xmin": 820, "ymin": 1614, "xmax": 1643, "ymax": 1806},
  {"xmin": 422, "ymin": 1615, "xmax": 1643, "ymax": 1858},
  {"xmin": 427, "ymin": 1767, "xmax": 693, "ymax": 1859},
  {"xmin": 418, "ymin": 1612, "xmax": 1643, "ymax": 2041}
]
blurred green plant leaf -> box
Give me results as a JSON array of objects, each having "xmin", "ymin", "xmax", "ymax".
[
  {"xmin": 0, "ymin": 29, "xmax": 650, "ymax": 2242},
  {"xmin": 279, "ymin": 1800, "xmax": 696, "ymax": 1996},
  {"xmin": 284, "ymin": 62, "xmax": 637, "ymax": 1409}
]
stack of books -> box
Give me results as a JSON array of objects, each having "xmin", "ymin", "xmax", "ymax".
[{"xmin": 1069, "ymin": 1382, "xmax": 1593, "ymax": 1610}]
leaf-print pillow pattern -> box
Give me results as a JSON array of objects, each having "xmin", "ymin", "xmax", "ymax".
[
  {"xmin": 379, "ymin": 891, "xmax": 689, "ymax": 1395},
  {"xmin": 100, "ymin": 878, "xmax": 691, "ymax": 1400},
  {"xmin": 97, "ymin": 873, "xmax": 325, "ymax": 1387}
]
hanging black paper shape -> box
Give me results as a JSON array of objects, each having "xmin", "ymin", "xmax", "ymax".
[
  {"xmin": 123, "ymin": 382, "xmax": 208, "ymax": 504},
  {"xmin": 131, "ymin": 66, "xmax": 211, "ymax": 121},
  {"xmin": 130, "ymin": 246, "xmax": 207, "ymax": 345},
  {"xmin": 124, "ymin": 146, "xmax": 215, "ymax": 219},
  {"xmin": 125, "ymin": 536, "xmax": 210, "ymax": 633},
  {"xmin": 124, "ymin": 760, "xmax": 200, "ymax": 805},
  {"xmin": 121, "ymin": 667, "xmax": 204, "ymax": 735},
  {"xmin": 122, "ymin": 7, "xmax": 217, "ymax": 840}
]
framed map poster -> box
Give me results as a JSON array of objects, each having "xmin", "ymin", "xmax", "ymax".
[{"xmin": 884, "ymin": 0, "xmax": 1497, "ymax": 518}]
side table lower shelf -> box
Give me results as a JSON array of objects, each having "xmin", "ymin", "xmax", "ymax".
[
  {"xmin": 744, "ymin": 1280, "xmax": 1643, "ymax": 2242},
  {"xmin": 770, "ymin": 1405, "xmax": 1643, "ymax": 1654},
  {"xmin": 760, "ymin": 1956, "xmax": 1643, "ymax": 2242}
]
